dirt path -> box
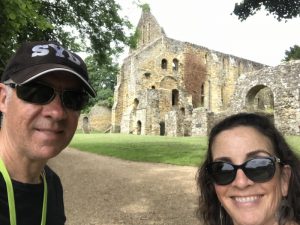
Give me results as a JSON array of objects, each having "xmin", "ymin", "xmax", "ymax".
[{"xmin": 48, "ymin": 148, "xmax": 202, "ymax": 225}]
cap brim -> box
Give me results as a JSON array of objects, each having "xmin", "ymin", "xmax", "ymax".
[{"xmin": 10, "ymin": 64, "xmax": 96, "ymax": 97}]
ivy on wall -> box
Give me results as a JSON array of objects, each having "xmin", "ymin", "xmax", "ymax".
[{"xmin": 183, "ymin": 53, "xmax": 207, "ymax": 107}]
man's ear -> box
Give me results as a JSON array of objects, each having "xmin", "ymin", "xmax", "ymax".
[{"xmin": 0, "ymin": 83, "xmax": 9, "ymax": 114}]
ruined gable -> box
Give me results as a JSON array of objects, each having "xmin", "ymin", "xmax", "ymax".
[{"xmin": 134, "ymin": 8, "xmax": 166, "ymax": 49}]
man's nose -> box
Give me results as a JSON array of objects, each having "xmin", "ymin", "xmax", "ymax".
[{"xmin": 42, "ymin": 93, "xmax": 67, "ymax": 119}]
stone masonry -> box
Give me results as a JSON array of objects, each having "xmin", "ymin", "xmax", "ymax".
[
  {"xmin": 230, "ymin": 60, "xmax": 300, "ymax": 135},
  {"xmin": 110, "ymin": 8, "xmax": 300, "ymax": 136}
]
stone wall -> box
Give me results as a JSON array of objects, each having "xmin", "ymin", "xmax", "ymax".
[
  {"xmin": 78, "ymin": 105, "xmax": 112, "ymax": 133},
  {"xmin": 191, "ymin": 108, "xmax": 209, "ymax": 136},
  {"xmin": 230, "ymin": 60, "xmax": 300, "ymax": 135},
  {"xmin": 111, "ymin": 9, "xmax": 300, "ymax": 137}
]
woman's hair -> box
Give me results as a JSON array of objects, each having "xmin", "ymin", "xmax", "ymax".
[{"xmin": 196, "ymin": 112, "xmax": 300, "ymax": 225}]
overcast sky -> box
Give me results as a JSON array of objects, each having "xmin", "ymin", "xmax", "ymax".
[{"xmin": 116, "ymin": 0, "xmax": 300, "ymax": 66}]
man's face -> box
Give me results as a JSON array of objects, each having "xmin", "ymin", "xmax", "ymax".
[{"xmin": 1, "ymin": 72, "xmax": 81, "ymax": 161}]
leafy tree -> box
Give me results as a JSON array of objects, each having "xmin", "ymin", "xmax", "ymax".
[
  {"xmin": 0, "ymin": 0, "xmax": 133, "ymax": 74},
  {"xmin": 84, "ymin": 56, "xmax": 118, "ymax": 111},
  {"xmin": 233, "ymin": 0, "xmax": 300, "ymax": 21},
  {"xmin": 284, "ymin": 45, "xmax": 300, "ymax": 61},
  {"xmin": 0, "ymin": 0, "xmax": 52, "ymax": 72}
]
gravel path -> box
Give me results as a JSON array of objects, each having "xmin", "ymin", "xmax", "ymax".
[{"xmin": 48, "ymin": 148, "xmax": 202, "ymax": 225}]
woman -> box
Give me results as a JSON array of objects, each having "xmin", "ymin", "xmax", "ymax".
[{"xmin": 197, "ymin": 113, "xmax": 300, "ymax": 225}]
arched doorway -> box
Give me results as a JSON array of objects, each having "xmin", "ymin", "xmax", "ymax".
[
  {"xmin": 172, "ymin": 89, "xmax": 179, "ymax": 106},
  {"xmin": 82, "ymin": 116, "xmax": 90, "ymax": 133},
  {"xmin": 159, "ymin": 121, "xmax": 165, "ymax": 136},
  {"xmin": 137, "ymin": 121, "xmax": 142, "ymax": 135}
]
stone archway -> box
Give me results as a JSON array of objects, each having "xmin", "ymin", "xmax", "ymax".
[
  {"xmin": 160, "ymin": 76, "xmax": 177, "ymax": 89},
  {"xmin": 230, "ymin": 60, "xmax": 300, "ymax": 135},
  {"xmin": 246, "ymin": 85, "xmax": 274, "ymax": 113}
]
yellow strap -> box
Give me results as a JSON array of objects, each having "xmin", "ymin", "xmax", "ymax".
[
  {"xmin": 41, "ymin": 170, "xmax": 47, "ymax": 225},
  {"xmin": 0, "ymin": 158, "xmax": 47, "ymax": 225},
  {"xmin": 0, "ymin": 158, "xmax": 16, "ymax": 225}
]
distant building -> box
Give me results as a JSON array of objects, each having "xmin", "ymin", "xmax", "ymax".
[{"xmin": 110, "ymin": 8, "xmax": 300, "ymax": 136}]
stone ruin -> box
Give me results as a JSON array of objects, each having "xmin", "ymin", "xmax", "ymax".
[{"xmin": 83, "ymin": 9, "xmax": 300, "ymax": 136}]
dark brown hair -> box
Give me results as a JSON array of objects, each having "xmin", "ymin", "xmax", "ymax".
[{"xmin": 196, "ymin": 113, "xmax": 300, "ymax": 225}]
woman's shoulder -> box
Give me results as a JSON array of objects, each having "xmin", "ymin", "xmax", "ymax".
[{"xmin": 289, "ymin": 221, "xmax": 300, "ymax": 225}]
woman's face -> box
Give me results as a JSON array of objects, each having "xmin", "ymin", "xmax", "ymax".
[{"xmin": 211, "ymin": 126, "xmax": 291, "ymax": 225}]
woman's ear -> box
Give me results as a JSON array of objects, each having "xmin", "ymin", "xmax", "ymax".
[
  {"xmin": 0, "ymin": 83, "xmax": 9, "ymax": 114},
  {"xmin": 280, "ymin": 165, "xmax": 292, "ymax": 197}
]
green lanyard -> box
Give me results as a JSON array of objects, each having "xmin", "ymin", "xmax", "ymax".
[{"xmin": 0, "ymin": 158, "xmax": 47, "ymax": 225}]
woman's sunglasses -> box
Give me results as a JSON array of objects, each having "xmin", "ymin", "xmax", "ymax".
[
  {"xmin": 206, "ymin": 156, "xmax": 282, "ymax": 185},
  {"xmin": 6, "ymin": 81, "xmax": 89, "ymax": 111}
]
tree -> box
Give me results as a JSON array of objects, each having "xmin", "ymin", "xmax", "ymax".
[
  {"xmin": 84, "ymin": 56, "xmax": 118, "ymax": 111},
  {"xmin": 284, "ymin": 45, "xmax": 300, "ymax": 61},
  {"xmin": 0, "ymin": 0, "xmax": 52, "ymax": 72},
  {"xmin": 232, "ymin": 0, "xmax": 300, "ymax": 21},
  {"xmin": 0, "ymin": 0, "xmax": 133, "ymax": 74}
]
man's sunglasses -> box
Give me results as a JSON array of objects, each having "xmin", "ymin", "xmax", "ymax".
[
  {"xmin": 5, "ymin": 81, "xmax": 89, "ymax": 111},
  {"xmin": 206, "ymin": 156, "xmax": 282, "ymax": 185}
]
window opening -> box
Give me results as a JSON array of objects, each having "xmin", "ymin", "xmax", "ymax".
[
  {"xmin": 172, "ymin": 89, "xmax": 179, "ymax": 106},
  {"xmin": 172, "ymin": 58, "xmax": 179, "ymax": 71},
  {"xmin": 161, "ymin": 59, "xmax": 168, "ymax": 70},
  {"xmin": 200, "ymin": 84, "xmax": 205, "ymax": 106}
]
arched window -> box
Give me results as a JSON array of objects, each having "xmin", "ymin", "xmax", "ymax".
[
  {"xmin": 133, "ymin": 98, "xmax": 139, "ymax": 110},
  {"xmin": 200, "ymin": 84, "xmax": 205, "ymax": 106},
  {"xmin": 148, "ymin": 23, "xmax": 151, "ymax": 41},
  {"xmin": 172, "ymin": 89, "xmax": 179, "ymax": 106},
  {"xmin": 221, "ymin": 86, "xmax": 224, "ymax": 105},
  {"xmin": 172, "ymin": 58, "xmax": 179, "ymax": 71},
  {"xmin": 238, "ymin": 61, "xmax": 242, "ymax": 77},
  {"xmin": 180, "ymin": 107, "xmax": 185, "ymax": 115},
  {"xmin": 204, "ymin": 53, "xmax": 208, "ymax": 64},
  {"xmin": 161, "ymin": 59, "xmax": 168, "ymax": 70},
  {"xmin": 142, "ymin": 25, "xmax": 146, "ymax": 44},
  {"xmin": 222, "ymin": 57, "xmax": 227, "ymax": 70},
  {"xmin": 144, "ymin": 72, "xmax": 151, "ymax": 78}
]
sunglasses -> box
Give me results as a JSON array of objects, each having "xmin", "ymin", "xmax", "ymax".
[
  {"xmin": 6, "ymin": 81, "xmax": 89, "ymax": 111},
  {"xmin": 206, "ymin": 156, "xmax": 282, "ymax": 185}
]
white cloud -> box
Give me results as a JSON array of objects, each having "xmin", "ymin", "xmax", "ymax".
[{"xmin": 117, "ymin": 0, "xmax": 300, "ymax": 66}]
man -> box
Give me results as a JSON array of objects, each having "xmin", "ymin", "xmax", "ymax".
[{"xmin": 0, "ymin": 41, "xmax": 96, "ymax": 225}]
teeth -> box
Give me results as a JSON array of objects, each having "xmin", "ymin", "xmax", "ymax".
[{"xmin": 234, "ymin": 196, "xmax": 260, "ymax": 203}]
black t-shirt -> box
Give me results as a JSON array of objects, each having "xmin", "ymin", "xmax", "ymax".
[{"xmin": 0, "ymin": 165, "xmax": 66, "ymax": 225}]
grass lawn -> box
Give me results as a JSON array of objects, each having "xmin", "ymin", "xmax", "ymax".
[{"xmin": 69, "ymin": 133, "xmax": 300, "ymax": 167}]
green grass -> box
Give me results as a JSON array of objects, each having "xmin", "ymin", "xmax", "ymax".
[
  {"xmin": 69, "ymin": 133, "xmax": 207, "ymax": 166},
  {"xmin": 69, "ymin": 133, "xmax": 300, "ymax": 166},
  {"xmin": 285, "ymin": 136, "xmax": 300, "ymax": 155}
]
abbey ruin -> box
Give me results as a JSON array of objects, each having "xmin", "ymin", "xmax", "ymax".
[{"xmin": 91, "ymin": 9, "xmax": 300, "ymax": 136}]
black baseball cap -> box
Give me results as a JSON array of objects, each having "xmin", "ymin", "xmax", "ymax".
[{"xmin": 1, "ymin": 41, "xmax": 96, "ymax": 97}]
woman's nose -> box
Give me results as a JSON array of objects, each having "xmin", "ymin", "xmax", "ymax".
[{"xmin": 231, "ymin": 169, "xmax": 254, "ymax": 188}]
